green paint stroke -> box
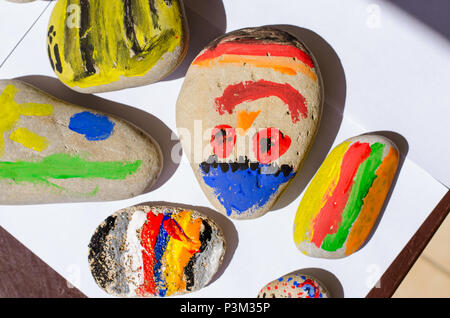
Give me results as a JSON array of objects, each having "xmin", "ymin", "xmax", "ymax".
[
  {"xmin": 321, "ymin": 142, "xmax": 385, "ymax": 252},
  {"xmin": 0, "ymin": 153, "xmax": 142, "ymax": 188}
]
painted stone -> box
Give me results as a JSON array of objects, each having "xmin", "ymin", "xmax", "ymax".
[
  {"xmin": 293, "ymin": 135, "xmax": 399, "ymax": 258},
  {"xmin": 47, "ymin": 0, "xmax": 188, "ymax": 93},
  {"xmin": 176, "ymin": 27, "xmax": 322, "ymax": 219},
  {"xmin": 88, "ymin": 205, "xmax": 226, "ymax": 297},
  {"xmin": 257, "ymin": 272, "xmax": 329, "ymax": 298},
  {"xmin": 0, "ymin": 79, "xmax": 162, "ymax": 204}
]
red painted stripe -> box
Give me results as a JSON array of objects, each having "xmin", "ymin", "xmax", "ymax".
[
  {"xmin": 311, "ymin": 142, "xmax": 371, "ymax": 248},
  {"xmin": 214, "ymin": 80, "xmax": 308, "ymax": 123},
  {"xmin": 137, "ymin": 212, "xmax": 164, "ymax": 296},
  {"xmin": 194, "ymin": 42, "xmax": 315, "ymax": 68}
]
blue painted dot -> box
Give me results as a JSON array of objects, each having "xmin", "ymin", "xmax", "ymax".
[{"xmin": 69, "ymin": 111, "xmax": 115, "ymax": 141}]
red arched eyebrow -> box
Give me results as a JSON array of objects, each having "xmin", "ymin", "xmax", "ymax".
[
  {"xmin": 214, "ymin": 80, "xmax": 308, "ymax": 123},
  {"xmin": 194, "ymin": 42, "xmax": 315, "ymax": 68}
]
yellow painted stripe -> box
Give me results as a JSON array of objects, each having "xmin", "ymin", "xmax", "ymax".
[
  {"xmin": 164, "ymin": 210, "xmax": 202, "ymax": 296},
  {"xmin": 293, "ymin": 141, "xmax": 351, "ymax": 246},
  {"xmin": 9, "ymin": 127, "xmax": 49, "ymax": 152}
]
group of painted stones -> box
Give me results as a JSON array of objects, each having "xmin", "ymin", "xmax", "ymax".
[{"xmin": 2, "ymin": 0, "xmax": 400, "ymax": 298}]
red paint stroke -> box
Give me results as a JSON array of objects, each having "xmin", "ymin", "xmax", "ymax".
[
  {"xmin": 194, "ymin": 42, "xmax": 314, "ymax": 68},
  {"xmin": 162, "ymin": 218, "xmax": 191, "ymax": 243},
  {"xmin": 214, "ymin": 80, "xmax": 308, "ymax": 123},
  {"xmin": 137, "ymin": 212, "xmax": 164, "ymax": 296},
  {"xmin": 210, "ymin": 125, "xmax": 237, "ymax": 159},
  {"xmin": 311, "ymin": 142, "xmax": 371, "ymax": 248},
  {"xmin": 253, "ymin": 127, "xmax": 291, "ymax": 164}
]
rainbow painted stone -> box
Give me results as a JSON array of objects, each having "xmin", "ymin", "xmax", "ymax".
[
  {"xmin": 0, "ymin": 80, "xmax": 162, "ymax": 204},
  {"xmin": 89, "ymin": 205, "xmax": 226, "ymax": 297},
  {"xmin": 177, "ymin": 27, "xmax": 322, "ymax": 219},
  {"xmin": 293, "ymin": 135, "xmax": 399, "ymax": 258},
  {"xmin": 47, "ymin": 0, "xmax": 188, "ymax": 93},
  {"xmin": 257, "ymin": 272, "xmax": 329, "ymax": 298}
]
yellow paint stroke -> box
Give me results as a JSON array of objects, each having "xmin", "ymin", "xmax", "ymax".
[
  {"xmin": 194, "ymin": 55, "xmax": 317, "ymax": 81},
  {"xmin": 293, "ymin": 141, "xmax": 351, "ymax": 247},
  {"xmin": 164, "ymin": 210, "xmax": 202, "ymax": 296},
  {"xmin": 9, "ymin": 127, "xmax": 49, "ymax": 152},
  {"xmin": 345, "ymin": 147, "xmax": 399, "ymax": 255},
  {"xmin": 49, "ymin": 0, "xmax": 184, "ymax": 88},
  {"xmin": 236, "ymin": 110, "xmax": 261, "ymax": 136},
  {"xmin": 0, "ymin": 85, "xmax": 53, "ymax": 157}
]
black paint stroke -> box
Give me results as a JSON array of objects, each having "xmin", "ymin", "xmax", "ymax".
[
  {"xmin": 88, "ymin": 215, "xmax": 117, "ymax": 289},
  {"xmin": 184, "ymin": 219, "xmax": 213, "ymax": 291},
  {"xmin": 79, "ymin": 0, "xmax": 97, "ymax": 76},
  {"xmin": 200, "ymin": 155, "xmax": 294, "ymax": 177}
]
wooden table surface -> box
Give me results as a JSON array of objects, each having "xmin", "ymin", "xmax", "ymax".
[{"xmin": 0, "ymin": 190, "xmax": 448, "ymax": 298}]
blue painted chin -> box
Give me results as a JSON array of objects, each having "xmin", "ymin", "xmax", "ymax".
[{"xmin": 200, "ymin": 160, "xmax": 295, "ymax": 217}]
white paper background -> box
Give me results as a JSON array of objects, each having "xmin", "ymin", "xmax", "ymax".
[{"xmin": 0, "ymin": 0, "xmax": 448, "ymax": 298}]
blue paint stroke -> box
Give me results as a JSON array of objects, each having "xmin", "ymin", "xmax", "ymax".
[
  {"xmin": 300, "ymin": 282, "xmax": 321, "ymax": 298},
  {"xmin": 69, "ymin": 111, "xmax": 115, "ymax": 141},
  {"xmin": 201, "ymin": 163, "xmax": 295, "ymax": 216},
  {"xmin": 153, "ymin": 214, "xmax": 171, "ymax": 297}
]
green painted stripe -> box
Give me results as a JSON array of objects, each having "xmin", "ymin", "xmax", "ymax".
[
  {"xmin": 321, "ymin": 142, "xmax": 385, "ymax": 252},
  {"xmin": 0, "ymin": 153, "xmax": 142, "ymax": 188}
]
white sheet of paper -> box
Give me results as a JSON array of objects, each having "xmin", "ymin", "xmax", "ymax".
[
  {"xmin": 0, "ymin": 1, "xmax": 51, "ymax": 66},
  {"xmin": 0, "ymin": 0, "xmax": 448, "ymax": 298}
]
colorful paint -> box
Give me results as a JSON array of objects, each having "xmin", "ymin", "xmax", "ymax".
[
  {"xmin": 0, "ymin": 84, "xmax": 53, "ymax": 156},
  {"xmin": 180, "ymin": 27, "xmax": 322, "ymax": 218},
  {"xmin": 193, "ymin": 42, "xmax": 316, "ymax": 80},
  {"xmin": 47, "ymin": 0, "xmax": 184, "ymax": 88},
  {"xmin": 199, "ymin": 78, "xmax": 305, "ymax": 217},
  {"xmin": 200, "ymin": 155, "xmax": 295, "ymax": 216},
  {"xmin": 293, "ymin": 137, "xmax": 399, "ymax": 257},
  {"xmin": 88, "ymin": 206, "xmax": 225, "ymax": 297},
  {"xmin": 69, "ymin": 111, "xmax": 115, "ymax": 140},
  {"xmin": 257, "ymin": 273, "xmax": 329, "ymax": 298}
]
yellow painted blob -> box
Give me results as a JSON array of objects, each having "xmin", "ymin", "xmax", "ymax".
[
  {"xmin": 47, "ymin": 0, "xmax": 185, "ymax": 88},
  {"xmin": 9, "ymin": 127, "xmax": 49, "ymax": 152},
  {"xmin": 0, "ymin": 84, "xmax": 53, "ymax": 157},
  {"xmin": 293, "ymin": 141, "xmax": 351, "ymax": 249}
]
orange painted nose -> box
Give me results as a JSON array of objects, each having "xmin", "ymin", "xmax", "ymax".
[{"xmin": 236, "ymin": 110, "xmax": 261, "ymax": 135}]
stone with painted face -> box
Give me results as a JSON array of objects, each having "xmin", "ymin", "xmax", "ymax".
[
  {"xmin": 177, "ymin": 27, "xmax": 322, "ymax": 219},
  {"xmin": 47, "ymin": 0, "xmax": 188, "ymax": 93},
  {"xmin": 257, "ymin": 272, "xmax": 330, "ymax": 298},
  {"xmin": 293, "ymin": 134, "xmax": 399, "ymax": 258},
  {"xmin": 88, "ymin": 205, "xmax": 226, "ymax": 297},
  {"xmin": 0, "ymin": 79, "xmax": 162, "ymax": 204}
]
